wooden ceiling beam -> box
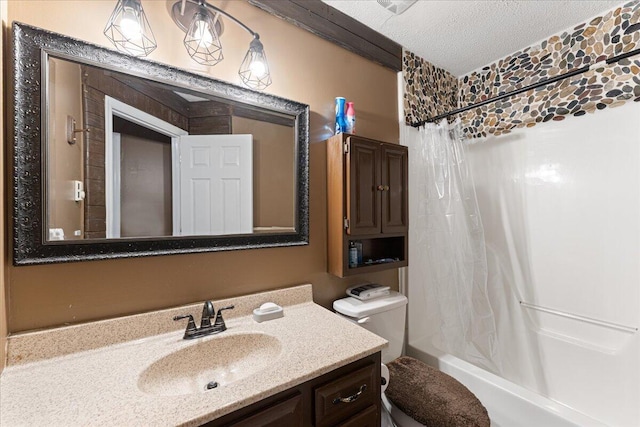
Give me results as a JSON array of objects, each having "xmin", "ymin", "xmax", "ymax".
[{"xmin": 248, "ymin": 0, "xmax": 402, "ymax": 71}]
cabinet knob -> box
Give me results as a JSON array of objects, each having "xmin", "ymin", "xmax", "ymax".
[
  {"xmin": 384, "ymin": 186, "xmax": 390, "ymax": 191},
  {"xmin": 377, "ymin": 185, "xmax": 384, "ymax": 191}
]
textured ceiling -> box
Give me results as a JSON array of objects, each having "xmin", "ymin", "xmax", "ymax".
[{"xmin": 321, "ymin": 0, "xmax": 625, "ymax": 76}]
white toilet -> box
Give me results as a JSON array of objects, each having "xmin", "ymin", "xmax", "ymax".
[
  {"xmin": 334, "ymin": 291, "xmax": 426, "ymax": 427},
  {"xmin": 335, "ymin": 291, "xmax": 491, "ymax": 427}
]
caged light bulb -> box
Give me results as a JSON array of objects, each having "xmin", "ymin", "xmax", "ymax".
[
  {"xmin": 193, "ymin": 17, "xmax": 214, "ymax": 48},
  {"xmin": 249, "ymin": 58, "xmax": 266, "ymax": 78},
  {"xmin": 120, "ymin": 7, "xmax": 142, "ymax": 39}
]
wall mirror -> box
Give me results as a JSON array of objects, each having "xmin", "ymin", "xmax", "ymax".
[{"xmin": 12, "ymin": 23, "xmax": 309, "ymax": 265}]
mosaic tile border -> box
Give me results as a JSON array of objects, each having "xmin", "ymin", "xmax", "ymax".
[
  {"xmin": 403, "ymin": 50, "xmax": 457, "ymax": 126},
  {"xmin": 459, "ymin": 58, "xmax": 640, "ymax": 137},
  {"xmin": 403, "ymin": 0, "xmax": 640, "ymax": 137},
  {"xmin": 460, "ymin": 0, "xmax": 640, "ymax": 107}
]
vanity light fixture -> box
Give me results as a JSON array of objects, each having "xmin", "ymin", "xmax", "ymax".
[
  {"xmin": 172, "ymin": 0, "xmax": 272, "ymax": 90},
  {"xmin": 104, "ymin": 0, "xmax": 272, "ymax": 90},
  {"xmin": 104, "ymin": 0, "xmax": 157, "ymax": 57},
  {"xmin": 183, "ymin": 4, "xmax": 224, "ymax": 66},
  {"xmin": 238, "ymin": 35, "xmax": 272, "ymax": 90}
]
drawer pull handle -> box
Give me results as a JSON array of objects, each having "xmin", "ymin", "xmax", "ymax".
[{"xmin": 332, "ymin": 384, "xmax": 367, "ymax": 404}]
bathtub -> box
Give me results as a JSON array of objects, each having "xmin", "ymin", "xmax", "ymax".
[{"xmin": 405, "ymin": 342, "xmax": 608, "ymax": 427}]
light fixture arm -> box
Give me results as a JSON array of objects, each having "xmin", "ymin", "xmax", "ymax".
[{"xmin": 183, "ymin": 0, "xmax": 257, "ymax": 37}]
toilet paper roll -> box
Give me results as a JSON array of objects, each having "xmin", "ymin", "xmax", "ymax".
[{"xmin": 381, "ymin": 363, "xmax": 389, "ymax": 393}]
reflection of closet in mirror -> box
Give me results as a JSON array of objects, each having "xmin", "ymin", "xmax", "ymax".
[
  {"xmin": 104, "ymin": 96, "xmax": 254, "ymax": 239},
  {"xmin": 110, "ymin": 116, "xmax": 173, "ymax": 238}
]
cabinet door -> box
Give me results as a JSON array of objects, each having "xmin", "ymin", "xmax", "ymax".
[
  {"xmin": 228, "ymin": 393, "xmax": 303, "ymax": 427},
  {"xmin": 346, "ymin": 137, "xmax": 381, "ymax": 235},
  {"xmin": 381, "ymin": 144, "xmax": 408, "ymax": 233},
  {"xmin": 336, "ymin": 405, "xmax": 379, "ymax": 427}
]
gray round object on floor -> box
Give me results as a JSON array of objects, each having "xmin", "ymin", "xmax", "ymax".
[{"xmin": 386, "ymin": 356, "xmax": 490, "ymax": 427}]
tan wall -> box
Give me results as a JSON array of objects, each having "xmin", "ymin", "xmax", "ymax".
[
  {"xmin": 5, "ymin": 1, "xmax": 399, "ymax": 332},
  {"xmin": 233, "ymin": 116, "xmax": 295, "ymax": 229},
  {"xmin": 48, "ymin": 57, "xmax": 84, "ymax": 240}
]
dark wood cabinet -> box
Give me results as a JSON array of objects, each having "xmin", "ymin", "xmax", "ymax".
[
  {"xmin": 336, "ymin": 405, "xmax": 379, "ymax": 427},
  {"xmin": 203, "ymin": 353, "xmax": 381, "ymax": 427},
  {"xmin": 327, "ymin": 133, "xmax": 408, "ymax": 277},
  {"xmin": 381, "ymin": 145, "xmax": 408, "ymax": 234},
  {"xmin": 314, "ymin": 363, "xmax": 377, "ymax": 427},
  {"xmin": 227, "ymin": 393, "xmax": 303, "ymax": 426},
  {"xmin": 347, "ymin": 138, "xmax": 381, "ymax": 235}
]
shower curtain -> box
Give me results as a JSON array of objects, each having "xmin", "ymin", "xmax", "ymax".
[{"xmin": 405, "ymin": 119, "xmax": 501, "ymax": 374}]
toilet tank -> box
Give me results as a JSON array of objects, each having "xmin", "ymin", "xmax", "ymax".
[{"xmin": 333, "ymin": 291, "xmax": 407, "ymax": 364}]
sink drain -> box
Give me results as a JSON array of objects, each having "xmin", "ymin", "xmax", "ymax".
[{"xmin": 205, "ymin": 381, "xmax": 219, "ymax": 391}]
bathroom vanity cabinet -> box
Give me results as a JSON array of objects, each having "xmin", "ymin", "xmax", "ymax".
[
  {"xmin": 203, "ymin": 352, "xmax": 381, "ymax": 426},
  {"xmin": 327, "ymin": 133, "xmax": 408, "ymax": 277},
  {"xmin": 0, "ymin": 285, "xmax": 387, "ymax": 426}
]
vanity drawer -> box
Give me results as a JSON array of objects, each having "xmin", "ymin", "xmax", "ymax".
[{"xmin": 314, "ymin": 362, "xmax": 377, "ymax": 427}]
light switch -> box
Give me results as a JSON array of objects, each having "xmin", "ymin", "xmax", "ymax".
[{"xmin": 72, "ymin": 180, "xmax": 86, "ymax": 202}]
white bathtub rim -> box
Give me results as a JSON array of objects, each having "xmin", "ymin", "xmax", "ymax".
[{"xmin": 405, "ymin": 343, "xmax": 609, "ymax": 427}]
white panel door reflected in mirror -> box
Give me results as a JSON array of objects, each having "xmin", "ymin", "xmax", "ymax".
[{"xmin": 178, "ymin": 134, "xmax": 253, "ymax": 236}]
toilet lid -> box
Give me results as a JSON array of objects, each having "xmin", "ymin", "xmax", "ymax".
[{"xmin": 333, "ymin": 291, "xmax": 407, "ymax": 318}]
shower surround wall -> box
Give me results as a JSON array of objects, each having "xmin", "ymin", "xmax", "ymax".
[
  {"xmin": 463, "ymin": 100, "xmax": 640, "ymax": 426},
  {"xmin": 403, "ymin": 1, "xmax": 640, "ymax": 425}
]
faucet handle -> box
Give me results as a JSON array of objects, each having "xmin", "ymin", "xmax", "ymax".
[
  {"xmin": 174, "ymin": 314, "xmax": 197, "ymax": 339},
  {"xmin": 213, "ymin": 305, "xmax": 235, "ymax": 332}
]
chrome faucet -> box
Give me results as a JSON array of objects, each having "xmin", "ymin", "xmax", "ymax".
[{"xmin": 174, "ymin": 301, "xmax": 235, "ymax": 340}]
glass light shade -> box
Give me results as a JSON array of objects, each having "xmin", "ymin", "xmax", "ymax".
[
  {"xmin": 184, "ymin": 8, "xmax": 223, "ymax": 66},
  {"xmin": 239, "ymin": 36, "xmax": 272, "ymax": 90},
  {"xmin": 104, "ymin": 0, "xmax": 156, "ymax": 57}
]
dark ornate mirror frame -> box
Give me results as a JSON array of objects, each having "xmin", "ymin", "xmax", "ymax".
[{"xmin": 12, "ymin": 23, "xmax": 309, "ymax": 265}]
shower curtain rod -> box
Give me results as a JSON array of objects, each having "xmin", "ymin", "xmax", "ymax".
[{"xmin": 411, "ymin": 46, "xmax": 640, "ymax": 127}]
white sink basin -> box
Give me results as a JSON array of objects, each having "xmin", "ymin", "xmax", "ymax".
[{"xmin": 138, "ymin": 332, "xmax": 282, "ymax": 396}]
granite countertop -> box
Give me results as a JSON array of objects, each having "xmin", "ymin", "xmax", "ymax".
[{"xmin": 0, "ymin": 284, "xmax": 387, "ymax": 426}]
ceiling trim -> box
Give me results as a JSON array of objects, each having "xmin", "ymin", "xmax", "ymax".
[{"xmin": 248, "ymin": 0, "xmax": 403, "ymax": 71}]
